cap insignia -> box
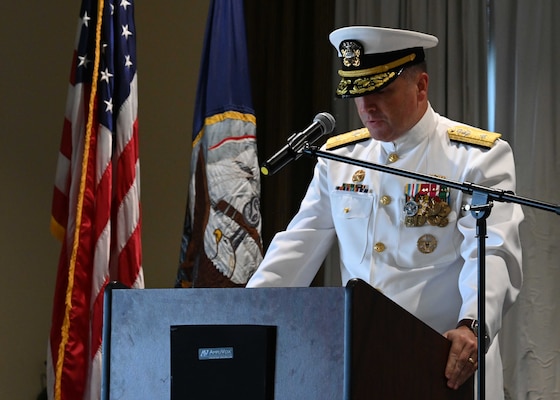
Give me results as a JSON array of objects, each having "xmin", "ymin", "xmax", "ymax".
[{"xmin": 340, "ymin": 40, "xmax": 363, "ymax": 68}]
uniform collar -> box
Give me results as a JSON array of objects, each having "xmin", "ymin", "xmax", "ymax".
[{"xmin": 380, "ymin": 104, "xmax": 436, "ymax": 156}]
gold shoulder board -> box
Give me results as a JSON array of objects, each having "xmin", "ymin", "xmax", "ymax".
[
  {"xmin": 326, "ymin": 128, "xmax": 370, "ymax": 150},
  {"xmin": 448, "ymin": 126, "xmax": 502, "ymax": 148}
]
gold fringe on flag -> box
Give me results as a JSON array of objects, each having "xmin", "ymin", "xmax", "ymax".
[{"xmin": 54, "ymin": 0, "xmax": 104, "ymax": 398}]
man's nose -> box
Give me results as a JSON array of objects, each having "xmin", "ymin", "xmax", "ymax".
[{"xmin": 359, "ymin": 94, "xmax": 378, "ymax": 111}]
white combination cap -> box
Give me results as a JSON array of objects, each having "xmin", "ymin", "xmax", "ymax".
[{"xmin": 329, "ymin": 26, "xmax": 438, "ymax": 98}]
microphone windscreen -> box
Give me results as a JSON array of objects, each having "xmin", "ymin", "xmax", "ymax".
[{"xmin": 314, "ymin": 112, "xmax": 336, "ymax": 136}]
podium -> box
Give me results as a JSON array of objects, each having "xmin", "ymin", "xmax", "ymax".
[{"xmin": 102, "ymin": 278, "xmax": 473, "ymax": 399}]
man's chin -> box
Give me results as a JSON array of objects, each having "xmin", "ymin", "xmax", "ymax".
[{"xmin": 366, "ymin": 128, "xmax": 393, "ymax": 142}]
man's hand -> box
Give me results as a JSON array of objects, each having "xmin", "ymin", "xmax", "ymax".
[{"xmin": 443, "ymin": 326, "xmax": 478, "ymax": 390}]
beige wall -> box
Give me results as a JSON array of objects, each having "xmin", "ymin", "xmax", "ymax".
[{"xmin": 0, "ymin": 1, "xmax": 209, "ymax": 397}]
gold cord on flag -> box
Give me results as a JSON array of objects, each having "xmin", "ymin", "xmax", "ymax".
[
  {"xmin": 54, "ymin": 0, "xmax": 105, "ymax": 398},
  {"xmin": 192, "ymin": 110, "xmax": 257, "ymax": 147}
]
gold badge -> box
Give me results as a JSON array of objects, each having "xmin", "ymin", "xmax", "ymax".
[
  {"xmin": 417, "ymin": 234, "xmax": 437, "ymax": 254},
  {"xmin": 352, "ymin": 169, "xmax": 366, "ymax": 183}
]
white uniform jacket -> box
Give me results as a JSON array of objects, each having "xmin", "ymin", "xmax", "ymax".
[{"xmin": 247, "ymin": 106, "xmax": 523, "ymax": 398}]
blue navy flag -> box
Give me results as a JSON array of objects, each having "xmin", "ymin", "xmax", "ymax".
[{"xmin": 176, "ymin": 0, "xmax": 263, "ymax": 288}]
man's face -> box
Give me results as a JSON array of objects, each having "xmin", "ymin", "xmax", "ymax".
[{"xmin": 354, "ymin": 69, "xmax": 428, "ymax": 142}]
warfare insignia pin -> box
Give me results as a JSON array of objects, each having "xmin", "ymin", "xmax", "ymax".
[{"xmin": 352, "ymin": 169, "xmax": 366, "ymax": 183}]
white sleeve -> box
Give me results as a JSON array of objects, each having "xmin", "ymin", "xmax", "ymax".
[
  {"xmin": 247, "ymin": 157, "xmax": 336, "ymax": 287},
  {"xmin": 456, "ymin": 139, "xmax": 524, "ymax": 343}
]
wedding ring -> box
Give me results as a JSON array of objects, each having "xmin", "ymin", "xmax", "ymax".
[{"xmin": 467, "ymin": 357, "xmax": 475, "ymax": 365}]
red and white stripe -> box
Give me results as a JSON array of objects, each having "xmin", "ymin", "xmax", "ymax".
[{"xmin": 47, "ymin": 4, "xmax": 143, "ymax": 399}]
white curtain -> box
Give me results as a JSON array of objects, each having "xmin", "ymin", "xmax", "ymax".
[
  {"xmin": 331, "ymin": 1, "xmax": 560, "ymax": 398},
  {"xmin": 492, "ymin": 1, "xmax": 560, "ymax": 399},
  {"xmin": 331, "ymin": 0, "xmax": 489, "ymax": 133}
]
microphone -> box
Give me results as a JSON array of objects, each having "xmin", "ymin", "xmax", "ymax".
[{"xmin": 260, "ymin": 112, "xmax": 336, "ymax": 176}]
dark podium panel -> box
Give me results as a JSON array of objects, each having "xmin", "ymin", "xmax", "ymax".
[
  {"xmin": 170, "ymin": 324, "xmax": 277, "ymax": 399},
  {"xmin": 345, "ymin": 280, "xmax": 473, "ymax": 399},
  {"xmin": 102, "ymin": 279, "xmax": 473, "ymax": 399}
]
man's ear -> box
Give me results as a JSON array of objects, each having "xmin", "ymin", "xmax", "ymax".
[{"xmin": 417, "ymin": 72, "xmax": 429, "ymax": 101}]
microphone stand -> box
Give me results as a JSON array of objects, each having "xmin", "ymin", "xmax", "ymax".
[{"xmin": 301, "ymin": 145, "xmax": 560, "ymax": 400}]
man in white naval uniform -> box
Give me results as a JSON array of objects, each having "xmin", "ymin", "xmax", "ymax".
[{"xmin": 247, "ymin": 26, "xmax": 523, "ymax": 399}]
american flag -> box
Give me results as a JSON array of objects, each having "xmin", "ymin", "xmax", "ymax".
[
  {"xmin": 48, "ymin": 0, "xmax": 143, "ymax": 399},
  {"xmin": 176, "ymin": 0, "xmax": 263, "ymax": 288}
]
